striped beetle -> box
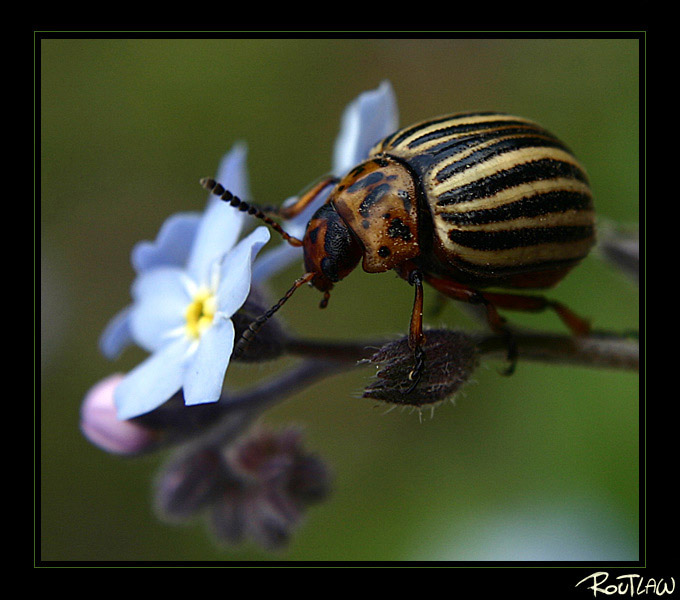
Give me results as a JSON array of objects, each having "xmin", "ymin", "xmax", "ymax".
[{"xmin": 202, "ymin": 112, "xmax": 595, "ymax": 388}]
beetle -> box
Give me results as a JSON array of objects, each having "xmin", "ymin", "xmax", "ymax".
[{"xmin": 201, "ymin": 111, "xmax": 596, "ymax": 389}]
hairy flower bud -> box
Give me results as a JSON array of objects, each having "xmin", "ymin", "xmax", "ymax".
[
  {"xmin": 153, "ymin": 425, "xmax": 331, "ymax": 551},
  {"xmin": 154, "ymin": 447, "xmax": 228, "ymax": 520},
  {"xmin": 220, "ymin": 427, "xmax": 331, "ymax": 550},
  {"xmin": 362, "ymin": 329, "xmax": 479, "ymax": 408}
]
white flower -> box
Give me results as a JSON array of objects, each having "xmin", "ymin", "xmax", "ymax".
[
  {"xmin": 101, "ymin": 81, "xmax": 400, "ymax": 419},
  {"xmin": 100, "ymin": 145, "xmax": 270, "ymax": 419}
]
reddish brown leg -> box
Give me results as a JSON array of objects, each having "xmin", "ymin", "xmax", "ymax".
[
  {"xmin": 424, "ymin": 275, "xmax": 590, "ymax": 336},
  {"xmin": 423, "ymin": 276, "xmax": 506, "ymax": 331},
  {"xmin": 406, "ymin": 269, "xmax": 426, "ymax": 392},
  {"xmin": 277, "ymin": 176, "xmax": 339, "ymax": 219},
  {"xmin": 424, "ymin": 275, "xmax": 518, "ymax": 374},
  {"xmin": 481, "ymin": 292, "xmax": 591, "ymax": 336}
]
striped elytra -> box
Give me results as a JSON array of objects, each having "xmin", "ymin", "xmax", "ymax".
[{"xmin": 367, "ymin": 112, "xmax": 596, "ymax": 288}]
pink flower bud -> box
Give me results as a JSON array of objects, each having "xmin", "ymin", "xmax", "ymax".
[{"xmin": 80, "ymin": 374, "xmax": 159, "ymax": 455}]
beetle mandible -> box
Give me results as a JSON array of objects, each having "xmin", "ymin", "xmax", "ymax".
[{"xmin": 201, "ymin": 111, "xmax": 596, "ymax": 389}]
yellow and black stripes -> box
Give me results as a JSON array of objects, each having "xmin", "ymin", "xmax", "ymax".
[{"xmin": 371, "ymin": 112, "xmax": 595, "ymax": 284}]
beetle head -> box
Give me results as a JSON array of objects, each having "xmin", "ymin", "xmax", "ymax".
[{"xmin": 302, "ymin": 202, "xmax": 362, "ymax": 292}]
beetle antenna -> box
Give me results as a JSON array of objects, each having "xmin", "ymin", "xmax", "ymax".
[
  {"xmin": 200, "ymin": 177, "xmax": 304, "ymax": 247},
  {"xmin": 233, "ymin": 272, "xmax": 315, "ymax": 359}
]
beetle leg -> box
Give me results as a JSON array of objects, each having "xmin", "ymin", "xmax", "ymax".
[
  {"xmin": 422, "ymin": 275, "xmax": 501, "ymax": 328},
  {"xmin": 423, "ymin": 275, "xmax": 517, "ymax": 374},
  {"xmin": 277, "ymin": 176, "xmax": 339, "ymax": 219},
  {"xmin": 406, "ymin": 269, "xmax": 426, "ymax": 392},
  {"xmin": 480, "ymin": 292, "xmax": 591, "ymax": 336},
  {"xmin": 422, "ymin": 273, "xmax": 592, "ymax": 335},
  {"xmin": 469, "ymin": 290, "xmax": 518, "ymax": 375}
]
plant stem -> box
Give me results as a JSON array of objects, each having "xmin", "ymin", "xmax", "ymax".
[
  {"xmin": 285, "ymin": 329, "xmax": 639, "ymax": 372},
  {"xmin": 474, "ymin": 330, "xmax": 639, "ymax": 371},
  {"xmin": 139, "ymin": 329, "xmax": 637, "ymax": 454}
]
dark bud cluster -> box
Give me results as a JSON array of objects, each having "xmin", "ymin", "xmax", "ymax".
[
  {"xmin": 362, "ymin": 329, "xmax": 479, "ymax": 408},
  {"xmin": 154, "ymin": 426, "xmax": 331, "ymax": 551}
]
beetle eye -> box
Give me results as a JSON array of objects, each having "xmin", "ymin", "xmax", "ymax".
[{"xmin": 303, "ymin": 204, "xmax": 361, "ymax": 286}]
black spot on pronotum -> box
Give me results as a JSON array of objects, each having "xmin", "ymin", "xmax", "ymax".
[
  {"xmin": 347, "ymin": 171, "xmax": 384, "ymax": 193},
  {"xmin": 359, "ymin": 183, "xmax": 391, "ymax": 218},
  {"xmin": 387, "ymin": 218, "xmax": 412, "ymax": 241}
]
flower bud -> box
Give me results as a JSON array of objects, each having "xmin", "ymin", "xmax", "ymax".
[
  {"xmin": 80, "ymin": 374, "xmax": 160, "ymax": 455},
  {"xmin": 227, "ymin": 427, "xmax": 331, "ymax": 507},
  {"xmin": 218, "ymin": 427, "xmax": 331, "ymax": 551},
  {"xmin": 154, "ymin": 446, "xmax": 228, "ymax": 520},
  {"xmin": 228, "ymin": 426, "xmax": 301, "ymax": 480},
  {"xmin": 209, "ymin": 488, "xmax": 246, "ymax": 545},
  {"xmin": 362, "ymin": 329, "xmax": 479, "ymax": 408},
  {"xmin": 242, "ymin": 490, "xmax": 296, "ymax": 551},
  {"xmin": 152, "ymin": 425, "xmax": 332, "ymax": 551}
]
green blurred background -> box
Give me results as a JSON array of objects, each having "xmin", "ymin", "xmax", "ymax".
[{"xmin": 40, "ymin": 36, "xmax": 640, "ymax": 562}]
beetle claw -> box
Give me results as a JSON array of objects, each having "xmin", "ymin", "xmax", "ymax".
[
  {"xmin": 499, "ymin": 329, "xmax": 518, "ymax": 376},
  {"xmin": 405, "ymin": 346, "xmax": 426, "ymax": 393},
  {"xmin": 319, "ymin": 291, "xmax": 330, "ymax": 309}
]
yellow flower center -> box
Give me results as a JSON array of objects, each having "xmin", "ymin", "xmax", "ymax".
[{"xmin": 185, "ymin": 288, "xmax": 217, "ymax": 339}]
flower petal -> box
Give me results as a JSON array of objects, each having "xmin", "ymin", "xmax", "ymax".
[
  {"xmin": 114, "ymin": 336, "xmax": 192, "ymax": 420},
  {"xmin": 131, "ymin": 212, "xmax": 202, "ymax": 274},
  {"xmin": 186, "ymin": 144, "xmax": 251, "ymax": 283},
  {"xmin": 213, "ymin": 141, "xmax": 252, "ymax": 207},
  {"xmin": 99, "ymin": 306, "xmax": 134, "ymax": 360},
  {"xmin": 129, "ymin": 267, "xmax": 191, "ymax": 352},
  {"xmin": 216, "ymin": 226, "xmax": 271, "ymax": 317},
  {"xmin": 183, "ymin": 317, "xmax": 235, "ymax": 406},
  {"xmin": 332, "ymin": 80, "xmax": 399, "ymax": 176}
]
